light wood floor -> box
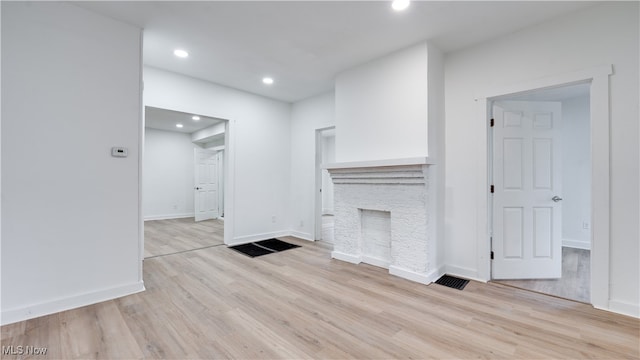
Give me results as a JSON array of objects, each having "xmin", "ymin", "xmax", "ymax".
[
  {"xmin": 495, "ymin": 247, "xmax": 590, "ymax": 303},
  {"xmin": 2, "ymin": 238, "xmax": 638, "ymax": 359},
  {"xmin": 144, "ymin": 217, "xmax": 224, "ymax": 258}
]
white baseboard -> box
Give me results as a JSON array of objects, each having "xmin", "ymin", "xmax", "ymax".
[
  {"xmin": 562, "ymin": 238, "xmax": 591, "ymax": 250},
  {"xmin": 331, "ymin": 251, "xmax": 361, "ymax": 264},
  {"xmin": 444, "ymin": 264, "xmax": 487, "ymax": 283},
  {"xmin": 1, "ymin": 281, "xmax": 145, "ymax": 326},
  {"xmin": 362, "ymin": 255, "xmax": 391, "ymax": 269},
  {"xmin": 288, "ymin": 230, "xmax": 314, "ymax": 242},
  {"xmin": 144, "ymin": 213, "xmax": 194, "ymax": 221},
  {"xmin": 608, "ymin": 299, "xmax": 640, "ymax": 318},
  {"xmin": 389, "ymin": 265, "xmax": 442, "ymax": 285},
  {"xmin": 229, "ymin": 231, "xmax": 291, "ymax": 246}
]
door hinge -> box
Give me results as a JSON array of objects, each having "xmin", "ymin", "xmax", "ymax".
[
  {"xmin": 491, "ymin": 251, "xmax": 494, "ymax": 260},
  {"xmin": 490, "ymin": 118, "xmax": 495, "ymax": 127},
  {"xmin": 490, "ymin": 185, "xmax": 495, "ymax": 193}
]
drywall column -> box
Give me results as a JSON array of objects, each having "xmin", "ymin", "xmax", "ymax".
[{"xmin": 1, "ymin": 2, "xmax": 144, "ymax": 324}]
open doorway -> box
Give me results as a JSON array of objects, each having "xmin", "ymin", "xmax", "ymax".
[
  {"xmin": 315, "ymin": 126, "xmax": 336, "ymax": 243},
  {"xmin": 489, "ymin": 83, "xmax": 591, "ymax": 303},
  {"xmin": 143, "ymin": 106, "xmax": 227, "ymax": 258}
]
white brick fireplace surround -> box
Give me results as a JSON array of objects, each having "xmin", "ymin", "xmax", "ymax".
[{"xmin": 325, "ymin": 157, "xmax": 439, "ymax": 285}]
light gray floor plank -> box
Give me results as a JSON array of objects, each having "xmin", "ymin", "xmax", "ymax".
[
  {"xmin": 3, "ymin": 239, "xmax": 636, "ymax": 359},
  {"xmin": 494, "ymin": 247, "xmax": 590, "ymax": 303},
  {"xmin": 144, "ymin": 217, "xmax": 224, "ymax": 258}
]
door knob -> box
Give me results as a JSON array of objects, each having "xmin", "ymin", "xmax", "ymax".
[
  {"xmin": 552, "ymin": 196, "xmax": 563, "ymax": 202},
  {"xmin": 195, "ymin": 187, "xmax": 202, "ymax": 190}
]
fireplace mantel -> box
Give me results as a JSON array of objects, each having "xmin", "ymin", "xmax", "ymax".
[
  {"xmin": 323, "ymin": 156, "xmax": 435, "ymax": 170},
  {"xmin": 324, "ymin": 156, "xmax": 439, "ymax": 285}
]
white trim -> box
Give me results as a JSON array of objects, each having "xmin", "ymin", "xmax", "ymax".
[
  {"xmin": 445, "ymin": 265, "xmax": 487, "ymax": 283},
  {"xmin": 389, "ymin": 265, "xmax": 442, "ymax": 285},
  {"xmin": 324, "ymin": 156, "xmax": 435, "ymax": 170},
  {"xmin": 229, "ymin": 231, "xmax": 290, "ymax": 246},
  {"xmin": 1, "ymin": 282, "xmax": 145, "ymax": 326},
  {"xmin": 562, "ymin": 238, "xmax": 591, "ymax": 250},
  {"xmin": 137, "ymin": 30, "xmax": 145, "ymax": 286},
  {"xmin": 288, "ymin": 230, "xmax": 314, "ymax": 242},
  {"xmin": 607, "ymin": 300, "xmax": 640, "ymax": 319},
  {"xmin": 144, "ymin": 213, "xmax": 195, "ymax": 221},
  {"xmin": 478, "ymin": 65, "xmax": 612, "ymax": 311},
  {"xmin": 223, "ymin": 120, "xmax": 235, "ymax": 245},
  {"xmin": 331, "ymin": 251, "xmax": 361, "ymax": 264},
  {"xmin": 477, "ymin": 65, "xmax": 613, "ymax": 100},
  {"xmin": 362, "ymin": 255, "xmax": 391, "ymax": 269}
]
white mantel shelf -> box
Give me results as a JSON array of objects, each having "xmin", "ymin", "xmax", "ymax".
[{"xmin": 323, "ymin": 156, "xmax": 435, "ymax": 170}]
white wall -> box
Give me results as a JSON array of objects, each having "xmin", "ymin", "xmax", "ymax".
[
  {"xmin": 444, "ymin": 3, "xmax": 639, "ymax": 316},
  {"xmin": 289, "ymin": 92, "xmax": 335, "ymax": 240},
  {"xmin": 143, "ymin": 67, "xmax": 291, "ymax": 244},
  {"xmin": 144, "ymin": 128, "xmax": 200, "ymax": 220},
  {"xmin": 335, "ymin": 43, "xmax": 429, "ymax": 162},
  {"xmin": 561, "ymin": 95, "xmax": 591, "ymax": 249},
  {"xmin": 1, "ymin": 2, "xmax": 143, "ymax": 324}
]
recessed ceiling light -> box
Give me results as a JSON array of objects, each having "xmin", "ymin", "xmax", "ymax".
[
  {"xmin": 176, "ymin": 123, "xmax": 184, "ymax": 128},
  {"xmin": 173, "ymin": 49, "xmax": 189, "ymax": 58},
  {"xmin": 391, "ymin": 0, "xmax": 410, "ymax": 11},
  {"xmin": 192, "ymin": 116, "xmax": 200, "ymax": 121},
  {"xmin": 262, "ymin": 77, "xmax": 274, "ymax": 85}
]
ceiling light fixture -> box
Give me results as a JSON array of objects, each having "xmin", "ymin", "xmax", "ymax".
[
  {"xmin": 173, "ymin": 49, "xmax": 189, "ymax": 58},
  {"xmin": 176, "ymin": 123, "xmax": 184, "ymax": 128},
  {"xmin": 192, "ymin": 116, "xmax": 200, "ymax": 121},
  {"xmin": 391, "ymin": 0, "xmax": 410, "ymax": 11},
  {"xmin": 262, "ymin": 77, "xmax": 274, "ymax": 85}
]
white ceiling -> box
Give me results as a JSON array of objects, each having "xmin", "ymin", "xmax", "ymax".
[
  {"xmin": 76, "ymin": 1, "xmax": 599, "ymax": 103},
  {"xmin": 145, "ymin": 106, "xmax": 224, "ymax": 134}
]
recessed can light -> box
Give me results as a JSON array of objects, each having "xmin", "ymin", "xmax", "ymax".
[
  {"xmin": 262, "ymin": 77, "xmax": 274, "ymax": 85},
  {"xmin": 192, "ymin": 116, "xmax": 200, "ymax": 121},
  {"xmin": 173, "ymin": 49, "xmax": 189, "ymax": 58},
  {"xmin": 176, "ymin": 123, "xmax": 184, "ymax": 128},
  {"xmin": 392, "ymin": 0, "xmax": 410, "ymax": 11}
]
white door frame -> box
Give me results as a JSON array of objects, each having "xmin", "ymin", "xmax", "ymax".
[
  {"xmin": 314, "ymin": 126, "xmax": 336, "ymax": 240},
  {"xmin": 475, "ymin": 65, "xmax": 612, "ymax": 310}
]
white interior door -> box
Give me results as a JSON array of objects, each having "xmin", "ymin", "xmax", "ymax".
[
  {"xmin": 194, "ymin": 148, "xmax": 218, "ymax": 222},
  {"xmin": 492, "ymin": 101, "xmax": 562, "ymax": 279}
]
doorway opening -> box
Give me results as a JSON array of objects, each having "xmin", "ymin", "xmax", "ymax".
[
  {"xmin": 489, "ymin": 83, "xmax": 592, "ymax": 303},
  {"xmin": 143, "ymin": 106, "xmax": 228, "ymax": 259},
  {"xmin": 315, "ymin": 126, "xmax": 336, "ymax": 243}
]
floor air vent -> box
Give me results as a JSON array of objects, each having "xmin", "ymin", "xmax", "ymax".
[{"xmin": 435, "ymin": 275, "xmax": 469, "ymax": 290}]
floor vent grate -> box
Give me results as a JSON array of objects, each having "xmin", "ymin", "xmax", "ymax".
[{"xmin": 435, "ymin": 275, "xmax": 469, "ymax": 290}]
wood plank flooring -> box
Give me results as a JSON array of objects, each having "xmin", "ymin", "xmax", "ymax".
[
  {"xmin": 495, "ymin": 247, "xmax": 591, "ymax": 303},
  {"xmin": 2, "ymin": 238, "xmax": 638, "ymax": 359},
  {"xmin": 144, "ymin": 218, "xmax": 224, "ymax": 258}
]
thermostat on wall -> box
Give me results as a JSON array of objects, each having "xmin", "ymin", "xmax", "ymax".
[{"xmin": 111, "ymin": 147, "xmax": 128, "ymax": 158}]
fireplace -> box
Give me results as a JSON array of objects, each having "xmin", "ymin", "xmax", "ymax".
[{"xmin": 325, "ymin": 157, "xmax": 438, "ymax": 285}]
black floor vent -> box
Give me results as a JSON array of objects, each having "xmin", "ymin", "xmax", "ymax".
[
  {"xmin": 435, "ymin": 275, "xmax": 469, "ymax": 290},
  {"xmin": 229, "ymin": 239, "xmax": 300, "ymax": 258}
]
